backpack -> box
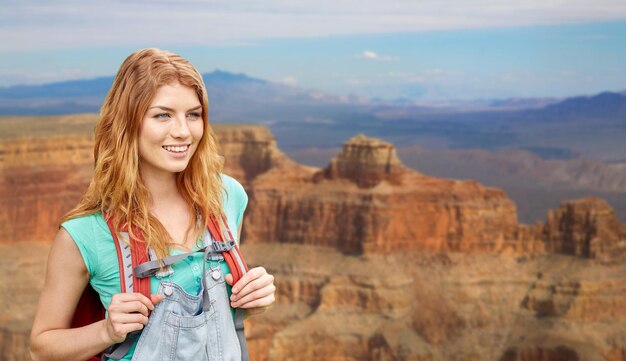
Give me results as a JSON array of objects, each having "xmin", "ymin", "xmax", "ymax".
[{"xmin": 70, "ymin": 213, "xmax": 249, "ymax": 361}]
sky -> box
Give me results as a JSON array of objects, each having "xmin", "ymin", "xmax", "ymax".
[{"xmin": 1, "ymin": 0, "xmax": 626, "ymax": 102}]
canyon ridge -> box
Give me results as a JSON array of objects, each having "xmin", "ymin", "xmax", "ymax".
[{"xmin": 1, "ymin": 115, "xmax": 625, "ymax": 361}]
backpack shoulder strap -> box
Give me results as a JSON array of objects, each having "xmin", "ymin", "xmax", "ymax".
[
  {"xmin": 128, "ymin": 226, "xmax": 151, "ymax": 297},
  {"xmin": 207, "ymin": 214, "xmax": 249, "ymax": 284},
  {"xmin": 104, "ymin": 216, "xmax": 151, "ymax": 298},
  {"xmin": 102, "ymin": 216, "xmax": 152, "ymax": 361},
  {"xmin": 71, "ymin": 214, "xmax": 150, "ymax": 361}
]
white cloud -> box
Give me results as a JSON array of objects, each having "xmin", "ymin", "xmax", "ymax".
[
  {"xmin": 361, "ymin": 51, "xmax": 379, "ymax": 60},
  {"xmin": 2, "ymin": 0, "xmax": 626, "ymax": 51},
  {"xmin": 355, "ymin": 51, "xmax": 398, "ymax": 61},
  {"xmin": 279, "ymin": 76, "xmax": 298, "ymax": 85}
]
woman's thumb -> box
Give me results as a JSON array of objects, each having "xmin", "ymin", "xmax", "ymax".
[
  {"xmin": 225, "ymin": 274, "xmax": 234, "ymax": 286},
  {"xmin": 151, "ymin": 294, "xmax": 165, "ymax": 305}
]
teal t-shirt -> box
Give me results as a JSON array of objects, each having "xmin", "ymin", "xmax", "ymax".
[{"xmin": 62, "ymin": 174, "xmax": 248, "ymax": 360}]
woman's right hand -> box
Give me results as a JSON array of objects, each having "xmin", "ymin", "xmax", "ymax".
[
  {"xmin": 32, "ymin": 228, "xmax": 161, "ymax": 361},
  {"xmin": 104, "ymin": 293, "xmax": 164, "ymax": 343}
]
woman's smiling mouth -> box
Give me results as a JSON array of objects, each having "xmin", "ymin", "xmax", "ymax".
[{"xmin": 162, "ymin": 144, "xmax": 190, "ymax": 154}]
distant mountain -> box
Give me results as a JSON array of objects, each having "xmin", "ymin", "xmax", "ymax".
[
  {"xmin": 2, "ymin": 73, "xmax": 626, "ymax": 163},
  {"xmin": 527, "ymin": 91, "xmax": 626, "ymax": 120},
  {"xmin": 0, "ymin": 70, "xmax": 347, "ymax": 116},
  {"xmin": 487, "ymin": 96, "xmax": 559, "ymax": 110},
  {"xmin": 0, "ymin": 77, "xmax": 114, "ymax": 99},
  {"xmin": 205, "ymin": 69, "xmax": 267, "ymax": 85},
  {"xmin": 3, "ymin": 72, "xmax": 624, "ymax": 122}
]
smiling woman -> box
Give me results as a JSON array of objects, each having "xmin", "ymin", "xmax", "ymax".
[
  {"xmin": 139, "ymin": 83, "xmax": 204, "ymax": 178},
  {"xmin": 29, "ymin": 48, "xmax": 275, "ymax": 361}
]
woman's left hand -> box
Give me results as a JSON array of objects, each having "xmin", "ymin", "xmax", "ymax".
[{"xmin": 225, "ymin": 266, "xmax": 275, "ymax": 315}]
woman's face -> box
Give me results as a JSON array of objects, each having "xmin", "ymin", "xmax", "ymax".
[{"xmin": 138, "ymin": 82, "xmax": 204, "ymax": 180}]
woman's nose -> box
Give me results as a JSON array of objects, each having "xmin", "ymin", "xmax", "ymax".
[{"xmin": 171, "ymin": 115, "xmax": 191, "ymax": 138}]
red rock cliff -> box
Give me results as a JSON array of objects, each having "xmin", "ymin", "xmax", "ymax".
[
  {"xmin": 213, "ymin": 124, "xmax": 295, "ymax": 188},
  {"xmin": 0, "ymin": 115, "xmax": 95, "ymax": 244},
  {"xmin": 3, "ymin": 115, "xmax": 626, "ymax": 361},
  {"xmin": 321, "ymin": 134, "xmax": 405, "ymax": 188},
  {"xmin": 542, "ymin": 197, "xmax": 626, "ymax": 262},
  {"xmin": 244, "ymin": 134, "xmax": 520, "ymax": 254}
]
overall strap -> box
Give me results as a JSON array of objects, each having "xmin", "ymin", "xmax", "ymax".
[{"xmin": 207, "ymin": 214, "xmax": 250, "ymax": 361}]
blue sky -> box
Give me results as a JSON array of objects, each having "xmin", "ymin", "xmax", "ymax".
[{"xmin": 1, "ymin": 0, "xmax": 626, "ymax": 102}]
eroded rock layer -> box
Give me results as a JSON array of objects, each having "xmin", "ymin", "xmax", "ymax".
[
  {"xmin": 322, "ymin": 134, "xmax": 405, "ymax": 188},
  {"xmin": 213, "ymin": 124, "xmax": 295, "ymax": 188},
  {"xmin": 0, "ymin": 133, "xmax": 94, "ymax": 243},
  {"xmin": 543, "ymin": 197, "xmax": 626, "ymax": 262},
  {"xmin": 2, "ymin": 115, "xmax": 626, "ymax": 360},
  {"xmin": 245, "ymin": 169, "xmax": 521, "ymax": 254},
  {"xmin": 242, "ymin": 244, "xmax": 626, "ymax": 361},
  {"xmin": 241, "ymin": 133, "xmax": 524, "ymax": 254}
]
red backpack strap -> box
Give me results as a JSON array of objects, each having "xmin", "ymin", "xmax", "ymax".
[
  {"xmin": 99, "ymin": 216, "xmax": 152, "ymax": 361},
  {"xmin": 129, "ymin": 225, "xmax": 151, "ymax": 298},
  {"xmin": 104, "ymin": 216, "xmax": 151, "ymax": 299},
  {"xmin": 207, "ymin": 214, "xmax": 249, "ymax": 284},
  {"xmin": 71, "ymin": 214, "xmax": 153, "ymax": 361}
]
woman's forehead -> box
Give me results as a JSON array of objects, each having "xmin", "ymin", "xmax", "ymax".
[{"xmin": 149, "ymin": 82, "xmax": 201, "ymax": 109}]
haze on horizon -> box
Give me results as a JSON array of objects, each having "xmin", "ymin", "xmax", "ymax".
[{"xmin": 1, "ymin": 0, "xmax": 626, "ymax": 102}]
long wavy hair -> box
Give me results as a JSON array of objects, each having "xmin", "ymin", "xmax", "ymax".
[{"xmin": 63, "ymin": 48, "xmax": 224, "ymax": 258}]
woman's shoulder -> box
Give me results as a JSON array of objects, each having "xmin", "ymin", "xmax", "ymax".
[
  {"xmin": 221, "ymin": 173, "xmax": 247, "ymax": 203},
  {"xmin": 61, "ymin": 212, "xmax": 105, "ymax": 232},
  {"xmin": 60, "ymin": 212, "xmax": 111, "ymax": 276},
  {"xmin": 221, "ymin": 173, "xmax": 245, "ymax": 194},
  {"xmin": 61, "ymin": 212, "xmax": 111, "ymax": 247},
  {"xmin": 220, "ymin": 173, "xmax": 248, "ymax": 227}
]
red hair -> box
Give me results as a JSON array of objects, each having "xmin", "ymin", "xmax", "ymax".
[{"xmin": 63, "ymin": 48, "xmax": 224, "ymax": 258}]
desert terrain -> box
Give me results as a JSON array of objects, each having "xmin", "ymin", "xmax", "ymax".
[{"xmin": 1, "ymin": 115, "xmax": 625, "ymax": 360}]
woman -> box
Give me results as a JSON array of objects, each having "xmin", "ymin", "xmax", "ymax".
[{"xmin": 30, "ymin": 48, "xmax": 275, "ymax": 360}]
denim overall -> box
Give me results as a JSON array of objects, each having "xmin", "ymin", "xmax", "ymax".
[{"xmin": 105, "ymin": 229, "xmax": 246, "ymax": 361}]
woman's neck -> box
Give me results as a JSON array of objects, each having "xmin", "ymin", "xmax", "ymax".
[
  {"xmin": 142, "ymin": 171, "xmax": 182, "ymax": 208},
  {"xmin": 142, "ymin": 172, "xmax": 198, "ymax": 248}
]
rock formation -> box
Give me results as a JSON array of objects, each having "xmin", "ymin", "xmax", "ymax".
[
  {"xmin": 0, "ymin": 120, "xmax": 292, "ymax": 244},
  {"xmin": 212, "ymin": 124, "xmax": 296, "ymax": 188},
  {"xmin": 320, "ymin": 134, "xmax": 406, "ymax": 188},
  {"xmin": 242, "ymin": 243, "xmax": 626, "ymax": 361},
  {"xmin": 0, "ymin": 242, "xmax": 48, "ymax": 361},
  {"xmin": 542, "ymin": 197, "xmax": 626, "ymax": 262},
  {"xmin": 0, "ymin": 115, "xmax": 95, "ymax": 244},
  {"xmin": 244, "ymin": 134, "xmax": 520, "ymax": 254},
  {"xmin": 2, "ymin": 114, "xmax": 626, "ymax": 361}
]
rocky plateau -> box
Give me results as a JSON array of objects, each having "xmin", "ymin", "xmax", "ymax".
[{"xmin": 0, "ymin": 115, "xmax": 625, "ymax": 361}]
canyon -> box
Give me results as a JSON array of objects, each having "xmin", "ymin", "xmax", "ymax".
[{"xmin": 1, "ymin": 115, "xmax": 625, "ymax": 360}]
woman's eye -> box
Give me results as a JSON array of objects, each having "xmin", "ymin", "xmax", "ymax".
[
  {"xmin": 187, "ymin": 112, "xmax": 201, "ymax": 119},
  {"xmin": 154, "ymin": 113, "xmax": 170, "ymax": 119}
]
